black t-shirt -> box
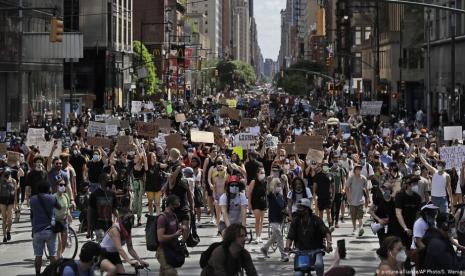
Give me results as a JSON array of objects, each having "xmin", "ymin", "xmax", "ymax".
[
  {"xmin": 19, "ymin": 162, "xmax": 29, "ymax": 187},
  {"xmin": 287, "ymin": 214, "xmax": 329, "ymax": 250},
  {"xmin": 25, "ymin": 170, "xmax": 48, "ymax": 196},
  {"xmin": 115, "ymin": 160, "xmax": 132, "ymax": 191},
  {"xmin": 86, "ymin": 160, "xmax": 104, "ymax": 183},
  {"xmin": 133, "ymin": 167, "xmax": 145, "ymax": 179},
  {"xmin": 70, "ymin": 154, "xmax": 86, "ymax": 185},
  {"xmin": 146, "ymin": 164, "xmax": 163, "ymax": 192},
  {"xmin": 89, "ymin": 188, "xmax": 117, "ymax": 231},
  {"xmin": 314, "ymin": 172, "xmax": 331, "ymax": 200},
  {"xmin": 395, "ymin": 191, "xmax": 422, "ymax": 229}
]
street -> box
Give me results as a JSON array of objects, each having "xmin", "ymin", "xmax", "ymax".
[{"xmin": 1, "ymin": 202, "xmax": 380, "ymax": 276}]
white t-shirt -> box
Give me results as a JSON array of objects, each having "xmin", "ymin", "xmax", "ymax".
[
  {"xmin": 287, "ymin": 187, "xmax": 313, "ymax": 213},
  {"xmin": 219, "ymin": 193, "xmax": 247, "ymax": 224},
  {"xmin": 411, "ymin": 218, "xmax": 431, "ymax": 249}
]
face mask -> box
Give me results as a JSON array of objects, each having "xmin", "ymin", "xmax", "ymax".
[
  {"xmin": 437, "ymin": 166, "xmax": 444, "ymax": 172},
  {"xmin": 258, "ymin": 174, "xmax": 266, "ymax": 181},
  {"xmin": 290, "ymin": 160, "xmax": 296, "ymax": 166},
  {"xmin": 382, "ymin": 151, "xmax": 388, "ymax": 155},
  {"xmin": 280, "ymin": 156, "xmax": 285, "ymax": 161},
  {"xmin": 425, "ymin": 215, "xmax": 436, "ymax": 225},
  {"xmin": 73, "ymin": 150, "xmax": 79, "ymax": 155},
  {"xmin": 383, "ymin": 190, "xmax": 391, "ymax": 201},
  {"xmin": 283, "ymin": 164, "xmax": 290, "ymax": 170},
  {"xmin": 360, "ymin": 159, "xmax": 366, "ymax": 165},
  {"xmin": 275, "ymin": 187, "xmax": 283, "ymax": 194},
  {"xmin": 342, "ymin": 153, "xmax": 348, "ymax": 158},
  {"xmin": 322, "ymin": 166, "xmax": 329, "ymax": 172},
  {"xmin": 58, "ymin": 185, "xmax": 66, "ymax": 193},
  {"xmin": 229, "ymin": 186, "xmax": 239, "ymax": 194},
  {"xmin": 395, "ymin": 250, "xmax": 407, "ymax": 263},
  {"xmin": 414, "ymin": 170, "xmax": 421, "ymax": 176},
  {"xmin": 92, "ymin": 155, "xmax": 99, "ymax": 162},
  {"xmin": 35, "ymin": 165, "xmax": 43, "ymax": 171}
]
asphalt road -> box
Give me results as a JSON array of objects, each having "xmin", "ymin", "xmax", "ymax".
[{"xmin": 1, "ymin": 202, "xmax": 380, "ymax": 276}]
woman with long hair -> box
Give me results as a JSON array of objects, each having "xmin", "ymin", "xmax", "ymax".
[
  {"xmin": 145, "ymin": 152, "xmax": 167, "ymax": 216},
  {"xmin": 219, "ymin": 176, "xmax": 247, "ymax": 235},
  {"xmin": 287, "ymin": 177, "xmax": 312, "ymax": 219},
  {"xmin": 0, "ymin": 168, "xmax": 17, "ymax": 242},
  {"xmin": 131, "ymin": 143, "xmax": 148, "ymax": 226},
  {"xmin": 247, "ymin": 166, "xmax": 268, "ymax": 243},
  {"xmin": 208, "ymin": 156, "xmax": 229, "ymax": 227},
  {"xmin": 376, "ymin": 236, "xmax": 406, "ymax": 275}
]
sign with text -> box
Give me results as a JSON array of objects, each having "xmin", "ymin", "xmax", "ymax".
[
  {"xmin": 233, "ymin": 133, "xmax": 259, "ymax": 149},
  {"xmin": 87, "ymin": 137, "xmax": 113, "ymax": 148},
  {"xmin": 106, "ymin": 124, "xmax": 118, "ymax": 136},
  {"xmin": 175, "ymin": 113, "xmax": 187, "ymax": 123},
  {"xmin": 360, "ymin": 101, "xmax": 383, "ymax": 116},
  {"xmin": 440, "ymin": 146, "xmax": 465, "ymax": 170},
  {"xmin": 95, "ymin": 114, "xmax": 109, "ymax": 122},
  {"xmin": 155, "ymin": 119, "xmax": 172, "ymax": 130},
  {"xmin": 7, "ymin": 151, "xmax": 20, "ymax": 165},
  {"xmin": 165, "ymin": 134, "xmax": 184, "ymax": 152},
  {"xmin": 264, "ymin": 136, "xmax": 279, "ymax": 149},
  {"xmin": 135, "ymin": 122, "xmax": 159, "ymax": 138},
  {"xmin": 347, "ymin": 107, "xmax": 357, "ymax": 116},
  {"xmin": 233, "ymin": 146, "xmax": 243, "ymax": 160},
  {"xmin": 295, "ymin": 135, "xmax": 324, "ymax": 154},
  {"xmin": 117, "ymin": 136, "xmax": 134, "ymax": 153},
  {"xmin": 190, "ymin": 130, "xmax": 215, "ymax": 144},
  {"xmin": 306, "ymin": 148, "xmax": 325, "ymax": 163},
  {"xmin": 241, "ymin": 118, "xmax": 258, "ymax": 129},
  {"xmin": 444, "ymin": 126, "xmax": 463, "ymax": 141},
  {"xmin": 131, "ymin": 101, "xmax": 143, "ymax": 113},
  {"xmin": 87, "ymin": 122, "xmax": 107, "ymax": 137},
  {"xmin": 26, "ymin": 128, "xmax": 45, "ymax": 146}
]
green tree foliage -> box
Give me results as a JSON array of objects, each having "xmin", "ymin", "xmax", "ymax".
[
  {"xmin": 216, "ymin": 60, "xmax": 256, "ymax": 91},
  {"xmin": 277, "ymin": 60, "xmax": 324, "ymax": 95},
  {"xmin": 133, "ymin": 40, "xmax": 160, "ymax": 95}
]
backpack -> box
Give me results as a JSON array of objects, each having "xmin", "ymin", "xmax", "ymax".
[
  {"xmin": 0, "ymin": 180, "xmax": 13, "ymax": 200},
  {"xmin": 200, "ymin": 242, "xmax": 223, "ymax": 268},
  {"xmin": 41, "ymin": 258, "xmax": 78, "ymax": 276},
  {"xmin": 145, "ymin": 213, "xmax": 165, "ymax": 251}
]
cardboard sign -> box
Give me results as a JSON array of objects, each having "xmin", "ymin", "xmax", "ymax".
[
  {"xmin": 120, "ymin": 120, "xmax": 130, "ymax": 129},
  {"xmin": 444, "ymin": 126, "xmax": 463, "ymax": 141},
  {"xmin": 278, "ymin": 143, "xmax": 295, "ymax": 155},
  {"xmin": 117, "ymin": 136, "xmax": 134, "ymax": 153},
  {"xmin": 295, "ymin": 135, "xmax": 324, "ymax": 154},
  {"xmin": 87, "ymin": 121, "xmax": 107, "ymax": 137},
  {"xmin": 190, "ymin": 130, "xmax": 215, "ymax": 144},
  {"xmin": 106, "ymin": 124, "xmax": 118, "ymax": 136},
  {"xmin": 7, "ymin": 151, "xmax": 20, "ymax": 165},
  {"xmin": 226, "ymin": 99, "xmax": 237, "ymax": 108},
  {"xmin": 135, "ymin": 122, "xmax": 159, "ymax": 138},
  {"xmin": 306, "ymin": 148, "xmax": 325, "ymax": 163},
  {"xmin": 165, "ymin": 134, "xmax": 184, "ymax": 152},
  {"xmin": 106, "ymin": 117, "xmax": 121, "ymax": 127},
  {"xmin": 154, "ymin": 133, "xmax": 167, "ymax": 149},
  {"xmin": 412, "ymin": 137, "xmax": 427, "ymax": 149},
  {"xmin": 440, "ymin": 146, "xmax": 465, "ymax": 170},
  {"xmin": 87, "ymin": 137, "xmax": 113, "ymax": 148},
  {"xmin": 313, "ymin": 128, "xmax": 327, "ymax": 137},
  {"xmin": 264, "ymin": 136, "xmax": 279, "ymax": 149},
  {"xmin": 233, "ymin": 133, "xmax": 259, "ymax": 149},
  {"xmin": 144, "ymin": 102, "xmax": 155, "ymax": 110},
  {"xmin": 175, "ymin": 113, "xmax": 187, "ymax": 123},
  {"xmin": 0, "ymin": 144, "xmax": 6, "ymax": 154},
  {"xmin": 232, "ymin": 146, "xmax": 243, "ymax": 160},
  {"xmin": 360, "ymin": 101, "xmax": 383, "ymax": 116},
  {"xmin": 211, "ymin": 127, "xmax": 224, "ymax": 146},
  {"xmin": 347, "ymin": 107, "xmax": 357, "ymax": 116},
  {"xmin": 131, "ymin": 101, "xmax": 143, "ymax": 113},
  {"xmin": 219, "ymin": 107, "xmax": 240, "ymax": 121},
  {"xmin": 241, "ymin": 118, "xmax": 258, "ymax": 129},
  {"xmin": 155, "ymin": 119, "xmax": 172, "ymax": 130},
  {"xmin": 26, "ymin": 128, "xmax": 45, "ymax": 146}
]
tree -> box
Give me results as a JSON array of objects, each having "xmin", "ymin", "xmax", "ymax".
[
  {"xmin": 215, "ymin": 60, "xmax": 257, "ymax": 91},
  {"xmin": 133, "ymin": 40, "xmax": 160, "ymax": 95},
  {"xmin": 277, "ymin": 59, "xmax": 324, "ymax": 95}
]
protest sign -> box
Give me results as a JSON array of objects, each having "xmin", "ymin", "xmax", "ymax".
[
  {"xmin": 95, "ymin": 114, "xmax": 109, "ymax": 122},
  {"xmin": 313, "ymin": 128, "xmax": 327, "ymax": 137},
  {"xmin": 26, "ymin": 128, "xmax": 45, "ymax": 146},
  {"xmin": 155, "ymin": 119, "xmax": 172, "ymax": 130},
  {"xmin": 306, "ymin": 148, "xmax": 325, "ymax": 163},
  {"xmin": 211, "ymin": 127, "xmax": 224, "ymax": 146},
  {"xmin": 106, "ymin": 124, "xmax": 118, "ymax": 136},
  {"xmin": 444, "ymin": 126, "xmax": 463, "ymax": 141},
  {"xmin": 233, "ymin": 133, "xmax": 259, "ymax": 149},
  {"xmin": 154, "ymin": 133, "xmax": 167, "ymax": 149},
  {"xmin": 7, "ymin": 151, "xmax": 20, "ymax": 165},
  {"xmin": 219, "ymin": 107, "xmax": 240, "ymax": 121},
  {"xmin": 233, "ymin": 146, "xmax": 243, "ymax": 160},
  {"xmin": 0, "ymin": 144, "xmax": 6, "ymax": 154},
  {"xmin": 135, "ymin": 122, "xmax": 159, "ymax": 138},
  {"xmin": 360, "ymin": 101, "xmax": 383, "ymax": 116},
  {"xmin": 226, "ymin": 99, "xmax": 237, "ymax": 108},
  {"xmin": 412, "ymin": 137, "xmax": 427, "ymax": 149},
  {"xmin": 106, "ymin": 117, "xmax": 121, "ymax": 127},
  {"xmin": 117, "ymin": 136, "xmax": 134, "ymax": 153},
  {"xmin": 264, "ymin": 136, "xmax": 279, "ymax": 149},
  {"xmin": 144, "ymin": 102, "xmax": 155, "ymax": 110},
  {"xmin": 440, "ymin": 146, "xmax": 465, "ymax": 170},
  {"xmin": 175, "ymin": 113, "xmax": 187, "ymax": 123},
  {"xmin": 278, "ymin": 143, "xmax": 295, "ymax": 155},
  {"xmin": 87, "ymin": 121, "xmax": 107, "ymax": 137},
  {"xmin": 241, "ymin": 118, "xmax": 258, "ymax": 129},
  {"xmin": 120, "ymin": 120, "xmax": 130, "ymax": 129},
  {"xmin": 295, "ymin": 136, "xmax": 324, "ymax": 154},
  {"xmin": 87, "ymin": 137, "xmax": 113, "ymax": 148},
  {"xmin": 190, "ymin": 130, "xmax": 215, "ymax": 144},
  {"xmin": 347, "ymin": 107, "xmax": 357, "ymax": 116},
  {"xmin": 131, "ymin": 101, "xmax": 143, "ymax": 113},
  {"xmin": 165, "ymin": 134, "xmax": 184, "ymax": 152},
  {"xmin": 166, "ymin": 103, "xmax": 173, "ymax": 115}
]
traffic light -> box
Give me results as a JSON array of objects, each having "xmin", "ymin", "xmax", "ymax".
[
  {"xmin": 401, "ymin": 81, "xmax": 406, "ymax": 91},
  {"xmin": 50, "ymin": 16, "xmax": 64, "ymax": 43},
  {"xmin": 215, "ymin": 69, "xmax": 219, "ymax": 77}
]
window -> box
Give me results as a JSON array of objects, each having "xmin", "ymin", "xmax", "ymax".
[
  {"xmin": 355, "ymin": 27, "xmax": 362, "ymax": 45},
  {"xmin": 364, "ymin": 27, "xmax": 372, "ymax": 40}
]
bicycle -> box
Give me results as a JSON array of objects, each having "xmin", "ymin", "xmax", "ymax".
[
  {"xmin": 288, "ymin": 248, "xmax": 325, "ymax": 276},
  {"xmin": 115, "ymin": 263, "xmax": 151, "ymax": 276},
  {"xmin": 44, "ymin": 225, "xmax": 78, "ymax": 260}
]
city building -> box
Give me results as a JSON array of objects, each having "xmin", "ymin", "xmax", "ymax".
[
  {"xmin": 189, "ymin": 0, "xmax": 222, "ymax": 58},
  {"xmin": 232, "ymin": 0, "xmax": 250, "ymax": 63}
]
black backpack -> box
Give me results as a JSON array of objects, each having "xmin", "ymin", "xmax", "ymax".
[
  {"xmin": 199, "ymin": 242, "xmax": 223, "ymax": 268},
  {"xmin": 41, "ymin": 258, "xmax": 78, "ymax": 276},
  {"xmin": 145, "ymin": 213, "xmax": 165, "ymax": 251}
]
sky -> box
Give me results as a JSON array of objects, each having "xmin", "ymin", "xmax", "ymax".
[{"xmin": 255, "ymin": 0, "xmax": 287, "ymax": 62}]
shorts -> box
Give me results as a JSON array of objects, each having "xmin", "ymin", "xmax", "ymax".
[
  {"xmin": 205, "ymin": 183, "xmax": 213, "ymax": 197},
  {"xmin": 102, "ymin": 251, "xmax": 123, "ymax": 265},
  {"xmin": 317, "ymin": 198, "xmax": 331, "ymax": 210},
  {"xmin": 33, "ymin": 229, "xmax": 57, "ymax": 257},
  {"xmin": 57, "ymin": 219, "xmax": 69, "ymax": 234},
  {"xmin": 349, "ymin": 205, "xmax": 364, "ymax": 220},
  {"xmin": 175, "ymin": 209, "xmax": 190, "ymax": 223},
  {"xmin": 214, "ymin": 192, "xmax": 224, "ymax": 202},
  {"xmin": 147, "ymin": 191, "xmax": 161, "ymax": 202}
]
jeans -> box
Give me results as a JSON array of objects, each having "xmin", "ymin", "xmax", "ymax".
[
  {"xmin": 294, "ymin": 250, "xmax": 324, "ymax": 276},
  {"xmin": 32, "ymin": 229, "xmax": 57, "ymax": 257},
  {"xmin": 431, "ymin": 196, "xmax": 448, "ymax": 213},
  {"xmin": 263, "ymin": 222, "xmax": 285, "ymax": 255},
  {"xmin": 132, "ymin": 179, "xmax": 144, "ymax": 219}
]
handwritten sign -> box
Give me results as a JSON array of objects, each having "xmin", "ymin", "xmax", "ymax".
[
  {"xmin": 360, "ymin": 101, "xmax": 383, "ymax": 116},
  {"xmin": 233, "ymin": 146, "xmax": 243, "ymax": 160},
  {"xmin": 175, "ymin": 113, "xmax": 187, "ymax": 123},
  {"xmin": 26, "ymin": 128, "xmax": 45, "ymax": 146},
  {"xmin": 444, "ymin": 126, "xmax": 463, "ymax": 141},
  {"xmin": 440, "ymin": 146, "xmax": 465, "ymax": 170},
  {"xmin": 295, "ymin": 135, "xmax": 324, "ymax": 154},
  {"xmin": 131, "ymin": 101, "xmax": 143, "ymax": 113},
  {"xmin": 106, "ymin": 124, "xmax": 118, "ymax": 136},
  {"xmin": 264, "ymin": 136, "xmax": 279, "ymax": 149},
  {"xmin": 144, "ymin": 101, "xmax": 155, "ymax": 110},
  {"xmin": 165, "ymin": 134, "xmax": 184, "ymax": 152},
  {"xmin": 87, "ymin": 137, "xmax": 113, "ymax": 148},
  {"xmin": 87, "ymin": 122, "xmax": 107, "ymax": 137},
  {"xmin": 233, "ymin": 133, "xmax": 259, "ymax": 149},
  {"xmin": 306, "ymin": 148, "xmax": 325, "ymax": 163},
  {"xmin": 190, "ymin": 130, "xmax": 215, "ymax": 144},
  {"xmin": 95, "ymin": 114, "xmax": 109, "ymax": 122},
  {"xmin": 135, "ymin": 122, "xmax": 159, "ymax": 138},
  {"xmin": 278, "ymin": 143, "xmax": 295, "ymax": 155},
  {"xmin": 117, "ymin": 136, "xmax": 134, "ymax": 153}
]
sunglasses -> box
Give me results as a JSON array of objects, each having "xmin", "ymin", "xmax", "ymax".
[
  {"xmin": 55, "ymin": 163, "xmax": 62, "ymax": 165},
  {"xmin": 58, "ymin": 183, "xmax": 66, "ymax": 187}
]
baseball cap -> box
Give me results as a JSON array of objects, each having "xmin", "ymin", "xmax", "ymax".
[
  {"xmin": 421, "ymin": 203, "xmax": 439, "ymax": 211},
  {"xmin": 297, "ymin": 198, "xmax": 312, "ymax": 209}
]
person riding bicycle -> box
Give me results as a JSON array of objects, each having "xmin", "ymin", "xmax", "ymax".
[
  {"xmin": 99, "ymin": 212, "xmax": 148, "ymax": 275},
  {"xmin": 285, "ymin": 198, "xmax": 332, "ymax": 276}
]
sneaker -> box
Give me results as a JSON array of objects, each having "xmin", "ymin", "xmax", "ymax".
[
  {"xmin": 280, "ymin": 255, "xmax": 289, "ymax": 262},
  {"xmin": 260, "ymin": 247, "xmax": 270, "ymax": 258},
  {"xmin": 253, "ymin": 238, "xmax": 259, "ymax": 244},
  {"xmin": 352, "ymin": 229, "xmax": 357, "ymax": 235},
  {"xmin": 2, "ymin": 237, "xmax": 6, "ymax": 243},
  {"xmin": 258, "ymin": 237, "xmax": 263, "ymax": 243},
  {"xmin": 6, "ymin": 232, "xmax": 10, "ymax": 241},
  {"xmin": 358, "ymin": 228, "xmax": 364, "ymax": 237}
]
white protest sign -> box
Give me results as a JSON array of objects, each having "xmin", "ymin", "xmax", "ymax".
[
  {"xmin": 154, "ymin": 133, "xmax": 167, "ymax": 149},
  {"xmin": 106, "ymin": 117, "xmax": 121, "ymax": 127},
  {"xmin": 190, "ymin": 130, "xmax": 215, "ymax": 144},
  {"xmin": 144, "ymin": 102, "xmax": 155, "ymax": 110},
  {"xmin": 360, "ymin": 101, "xmax": 383, "ymax": 116},
  {"xmin": 87, "ymin": 121, "xmax": 107, "ymax": 137},
  {"xmin": 105, "ymin": 124, "xmax": 118, "ymax": 136},
  {"xmin": 382, "ymin": 128, "xmax": 391, "ymax": 137},
  {"xmin": 26, "ymin": 128, "xmax": 45, "ymax": 146},
  {"xmin": 131, "ymin": 101, "xmax": 143, "ymax": 113},
  {"xmin": 248, "ymin": 126, "xmax": 260, "ymax": 135},
  {"xmin": 38, "ymin": 140, "xmax": 62, "ymax": 157},
  {"xmin": 233, "ymin": 133, "xmax": 259, "ymax": 149},
  {"xmin": 444, "ymin": 126, "xmax": 463, "ymax": 141},
  {"xmin": 95, "ymin": 114, "xmax": 109, "ymax": 122},
  {"xmin": 264, "ymin": 135, "xmax": 279, "ymax": 149},
  {"xmin": 440, "ymin": 146, "xmax": 465, "ymax": 170}
]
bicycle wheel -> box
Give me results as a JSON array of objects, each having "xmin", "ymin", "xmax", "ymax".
[{"xmin": 61, "ymin": 226, "xmax": 78, "ymax": 259}]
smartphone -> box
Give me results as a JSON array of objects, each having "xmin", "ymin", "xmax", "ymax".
[{"xmin": 337, "ymin": 239, "xmax": 346, "ymax": 259}]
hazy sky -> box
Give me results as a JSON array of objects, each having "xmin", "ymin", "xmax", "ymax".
[{"xmin": 255, "ymin": 0, "xmax": 286, "ymax": 61}]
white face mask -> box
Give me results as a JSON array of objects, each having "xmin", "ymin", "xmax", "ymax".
[
  {"xmin": 437, "ymin": 166, "xmax": 444, "ymax": 171},
  {"xmin": 58, "ymin": 185, "xmax": 66, "ymax": 193},
  {"xmin": 382, "ymin": 151, "xmax": 388, "ymax": 156},
  {"xmin": 275, "ymin": 187, "xmax": 283, "ymax": 194},
  {"xmin": 395, "ymin": 250, "xmax": 407, "ymax": 263},
  {"xmin": 414, "ymin": 170, "xmax": 421, "ymax": 176},
  {"xmin": 342, "ymin": 153, "xmax": 348, "ymax": 158},
  {"xmin": 229, "ymin": 186, "xmax": 239, "ymax": 194},
  {"xmin": 283, "ymin": 164, "xmax": 290, "ymax": 170},
  {"xmin": 258, "ymin": 174, "xmax": 266, "ymax": 181},
  {"xmin": 290, "ymin": 160, "xmax": 296, "ymax": 166}
]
